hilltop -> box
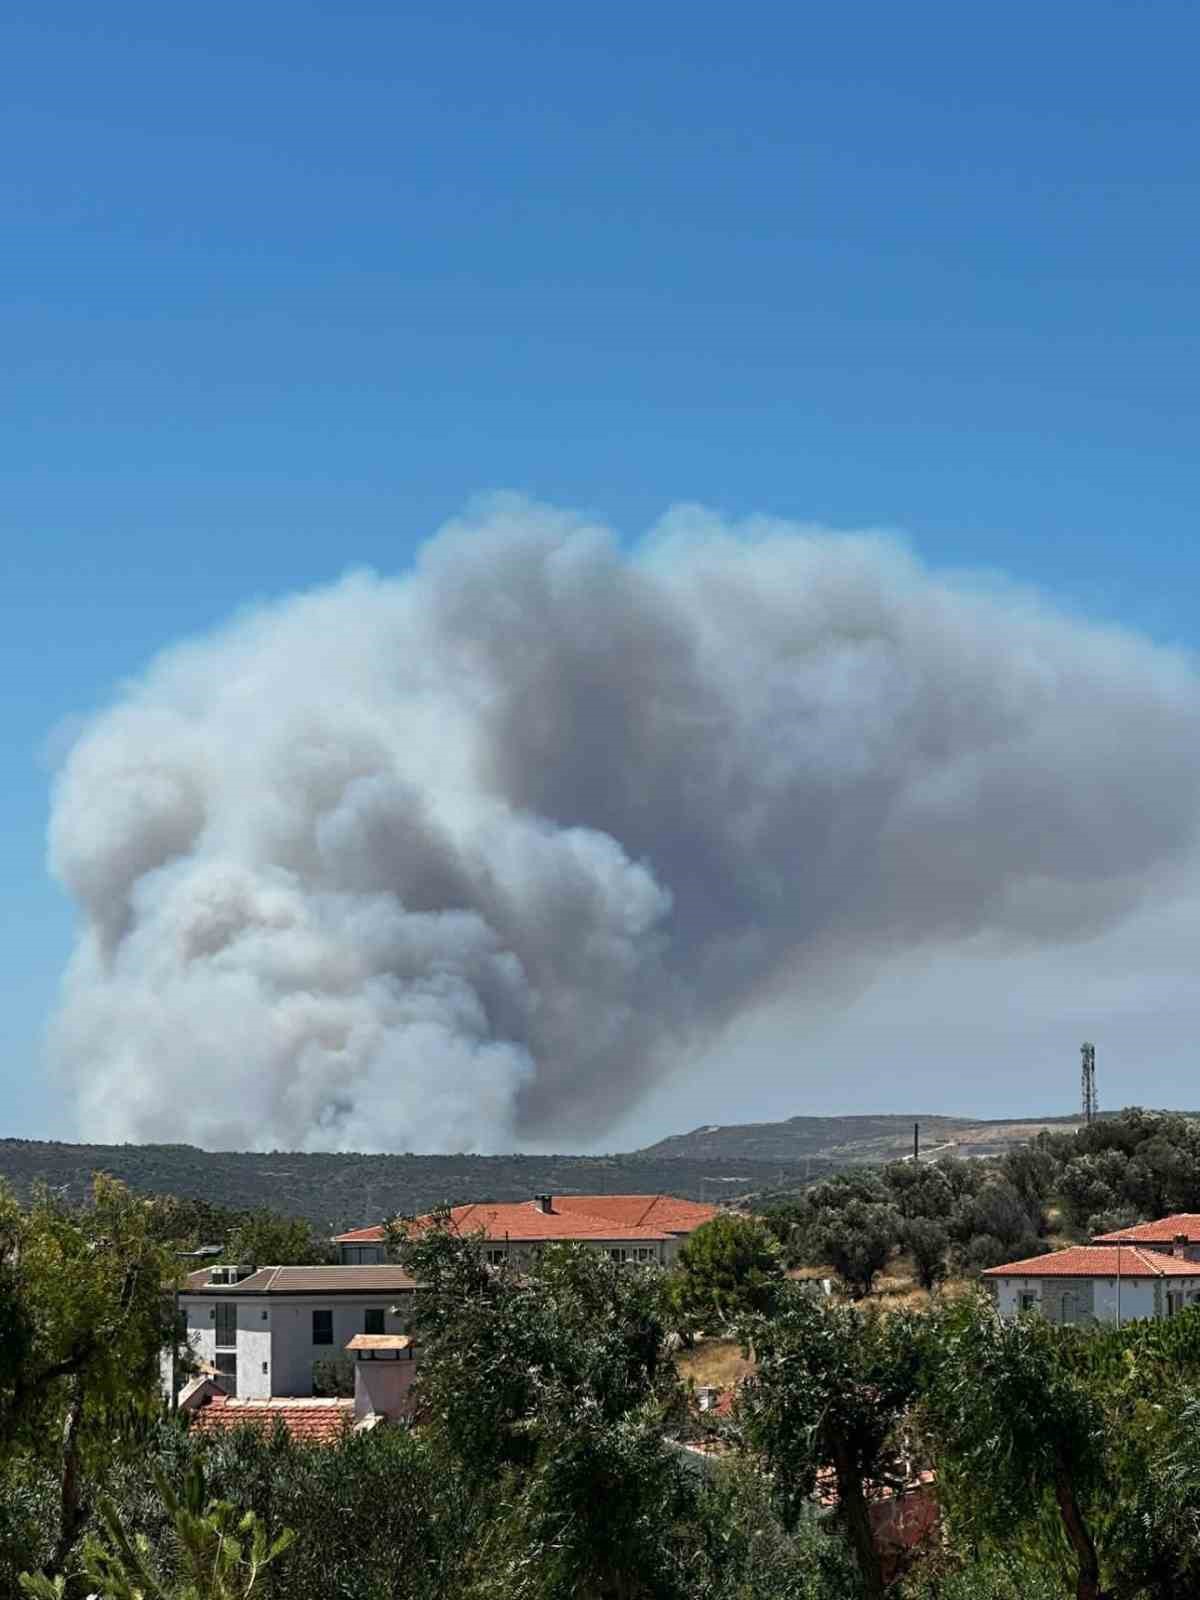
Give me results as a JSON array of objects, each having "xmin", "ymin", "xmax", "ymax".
[{"xmin": 637, "ymin": 1111, "xmax": 1094, "ymax": 1166}]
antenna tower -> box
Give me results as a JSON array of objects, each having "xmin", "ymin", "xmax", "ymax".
[{"xmin": 1080, "ymin": 1042, "xmax": 1097, "ymax": 1124}]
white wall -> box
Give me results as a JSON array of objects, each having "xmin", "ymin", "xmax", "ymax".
[
  {"xmin": 994, "ymin": 1275, "xmax": 1200, "ymax": 1323},
  {"xmin": 354, "ymin": 1356, "xmax": 418, "ymax": 1420},
  {"xmin": 1092, "ymin": 1277, "xmax": 1157, "ymax": 1323},
  {"xmin": 238, "ymin": 1303, "xmax": 273, "ymax": 1401},
  {"xmin": 180, "ymin": 1292, "xmax": 415, "ymax": 1398},
  {"xmin": 267, "ymin": 1295, "xmax": 415, "ymax": 1397},
  {"xmin": 993, "ymin": 1279, "xmax": 1040, "ymax": 1317}
]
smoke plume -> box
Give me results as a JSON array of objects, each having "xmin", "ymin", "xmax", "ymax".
[{"xmin": 47, "ymin": 497, "xmax": 1200, "ymax": 1151}]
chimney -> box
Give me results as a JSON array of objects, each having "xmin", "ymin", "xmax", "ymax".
[
  {"xmin": 1174, "ymin": 1232, "xmax": 1189, "ymax": 1260},
  {"xmin": 534, "ymin": 1194, "xmax": 553, "ymax": 1214}
]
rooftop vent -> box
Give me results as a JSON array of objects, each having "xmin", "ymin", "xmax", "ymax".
[
  {"xmin": 534, "ymin": 1194, "xmax": 553, "ymax": 1214},
  {"xmin": 207, "ymin": 1264, "xmax": 256, "ymax": 1286}
]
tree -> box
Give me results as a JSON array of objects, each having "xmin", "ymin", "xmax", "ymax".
[
  {"xmin": 666, "ymin": 1214, "xmax": 783, "ymax": 1335},
  {"xmin": 903, "ymin": 1218, "xmax": 949, "ymax": 1292},
  {"xmin": 221, "ymin": 1211, "xmax": 333, "ymax": 1269},
  {"xmin": 19, "ymin": 1463, "xmax": 293, "ymax": 1600},
  {"xmin": 921, "ymin": 1296, "xmax": 1112, "ymax": 1600},
  {"xmin": 737, "ymin": 1288, "xmax": 925, "ymax": 1599},
  {"xmin": 0, "ymin": 1177, "xmax": 176, "ymax": 1580},
  {"xmin": 810, "ymin": 1202, "xmax": 899, "ymax": 1298},
  {"xmin": 394, "ymin": 1224, "xmax": 703, "ymax": 1598}
]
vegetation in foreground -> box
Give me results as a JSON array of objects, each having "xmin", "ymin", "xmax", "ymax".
[{"xmin": 7, "ymin": 1108, "xmax": 1200, "ymax": 1597}]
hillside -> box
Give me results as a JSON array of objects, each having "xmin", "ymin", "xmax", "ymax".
[
  {"xmin": 0, "ymin": 1139, "xmax": 822, "ymax": 1231},
  {"xmin": 637, "ymin": 1111, "xmax": 1093, "ymax": 1165},
  {"xmin": 0, "ymin": 1111, "xmax": 1098, "ymax": 1230}
]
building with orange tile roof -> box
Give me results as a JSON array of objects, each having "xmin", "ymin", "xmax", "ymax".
[
  {"xmin": 334, "ymin": 1192, "xmax": 721, "ymax": 1267},
  {"xmin": 188, "ymin": 1393, "xmax": 354, "ymax": 1443},
  {"xmin": 1092, "ymin": 1213, "xmax": 1200, "ymax": 1258},
  {"xmin": 983, "ymin": 1243, "xmax": 1200, "ymax": 1324}
]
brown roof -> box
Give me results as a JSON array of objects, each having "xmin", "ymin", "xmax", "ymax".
[
  {"xmin": 345, "ymin": 1333, "xmax": 416, "ymax": 1351},
  {"xmin": 334, "ymin": 1194, "xmax": 720, "ymax": 1247},
  {"xmin": 189, "ymin": 1395, "xmax": 352, "ymax": 1443},
  {"xmin": 1093, "ymin": 1214, "xmax": 1200, "ymax": 1244},
  {"xmin": 983, "ymin": 1245, "xmax": 1200, "ymax": 1279},
  {"xmin": 183, "ymin": 1265, "xmax": 418, "ymax": 1294}
]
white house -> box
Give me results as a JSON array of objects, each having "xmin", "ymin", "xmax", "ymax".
[
  {"xmin": 983, "ymin": 1244, "xmax": 1200, "ymax": 1325},
  {"xmin": 170, "ymin": 1263, "xmax": 419, "ymax": 1402}
]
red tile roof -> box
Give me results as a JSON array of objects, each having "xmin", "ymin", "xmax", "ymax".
[
  {"xmin": 189, "ymin": 1395, "xmax": 353, "ymax": 1443},
  {"xmin": 983, "ymin": 1245, "xmax": 1200, "ymax": 1279},
  {"xmin": 334, "ymin": 1194, "xmax": 719, "ymax": 1247},
  {"xmin": 550, "ymin": 1194, "xmax": 721, "ymax": 1233},
  {"xmin": 1093, "ymin": 1214, "xmax": 1200, "ymax": 1244}
]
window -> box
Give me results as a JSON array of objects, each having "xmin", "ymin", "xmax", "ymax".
[
  {"xmin": 312, "ymin": 1309, "xmax": 333, "ymax": 1346},
  {"xmin": 485, "ymin": 1248, "xmax": 507, "ymax": 1266},
  {"xmin": 364, "ymin": 1308, "xmax": 385, "ymax": 1335},
  {"xmin": 1168, "ymin": 1291, "xmax": 1184, "ymax": 1317},
  {"xmin": 214, "ymin": 1351, "xmax": 237, "ymax": 1397},
  {"xmin": 607, "ymin": 1249, "xmax": 628, "ymax": 1264},
  {"xmin": 1018, "ymin": 1292, "xmax": 1037, "ymax": 1313},
  {"xmin": 214, "ymin": 1303, "xmax": 237, "ymax": 1348},
  {"xmin": 341, "ymin": 1245, "xmax": 384, "ymax": 1266},
  {"xmin": 632, "ymin": 1248, "xmax": 657, "ymax": 1263}
]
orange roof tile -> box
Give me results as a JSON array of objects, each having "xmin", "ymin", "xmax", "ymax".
[
  {"xmin": 189, "ymin": 1395, "xmax": 353, "ymax": 1443},
  {"xmin": 1092, "ymin": 1214, "xmax": 1200, "ymax": 1244},
  {"xmin": 334, "ymin": 1193, "xmax": 719, "ymax": 1246},
  {"xmin": 983, "ymin": 1245, "xmax": 1200, "ymax": 1279}
]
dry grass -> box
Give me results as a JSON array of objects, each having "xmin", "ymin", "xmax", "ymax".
[{"xmin": 675, "ymin": 1338, "xmax": 756, "ymax": 1390}]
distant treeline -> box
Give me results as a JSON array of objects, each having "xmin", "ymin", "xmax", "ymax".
[{"xmin": 0, "ymin": 1138, "xmax": 826, "ymax": 1231}]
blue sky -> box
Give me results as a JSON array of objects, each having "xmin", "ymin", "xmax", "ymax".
[{"xmin": 4, "ymin": 1, "xmax": 1200, "ymax": 1143}]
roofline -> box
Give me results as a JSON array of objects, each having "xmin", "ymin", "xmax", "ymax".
[
  {"xmin": 983, "ymin": 1244, "xmax": 1200, "ymax": 1279},
  {"xmin": 181, "ymin": 1286, "xmax": 420, "ymax": 1297}
]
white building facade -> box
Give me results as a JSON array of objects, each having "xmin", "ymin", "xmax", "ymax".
[
  {"xmin": 984, "ymin": 1244, "xmax": 1200, "ymax": 1326},
  {"xmin": 172, "ymin": 1264, "xmax": 418, "ymax": 1402}
]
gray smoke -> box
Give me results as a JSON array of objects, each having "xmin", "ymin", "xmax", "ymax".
[{"xmin": 47, "ymin": 496, "xmax": 1200, "ymax": 1151}]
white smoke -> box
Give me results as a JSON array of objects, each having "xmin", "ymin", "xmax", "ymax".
[{"xmin": 47, "ymin": 496, "xmax": 1200, "ymax": 1151}]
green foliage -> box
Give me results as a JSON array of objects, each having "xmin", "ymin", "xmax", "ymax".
[
  {"xmin": 0, "ymin": 1175, "xmax": 179, "ymax": 1581},
  {"xmin": 221, "ymin": 1213, "xmax": 333, "ymax": 1269},
  {"xmin": 737, "ymin": 1289, "xmax": 925, "ymax": 1598},
  {"xmin": 901, "ymin": 1218, "xmax": 949, "ymax": 1292},
  {"xmin": 309, "ymin": 1359, "xmax": 354, "ymax": 1398},
  {"xmin": 666, "ymin": 1213, "xmax": 783, "ymax": 1334},
  {"xmin": 20, "ymin": 1463, "xmax": 294, "ymax": 1600},
  {"xmin": 809, "ymin": 1200, "xmax": 899, "ymax": 1298},
  {"xmin": 694, "ymin": 1459, "xmax": 866, "ymax": 1600}
]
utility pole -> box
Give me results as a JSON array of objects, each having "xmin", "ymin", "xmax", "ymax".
[
  {"xmin": 1080, "ymin": 1042, "xmax": 1098, "ymax": 1125},
  {"xmin": 913, "ymin": 1122, "xmax": 920, "ymax": 1163}
]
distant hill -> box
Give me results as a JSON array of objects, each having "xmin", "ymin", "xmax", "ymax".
[
  {"xmin": 0, "ymin": 1139, "xmax": 819, "ymax": 1231},
  {"xmin": 0, "ymin": 1113, "xmax": 1108, "ymax": 1230},
  {"xmin": 635, "ymin": 1111, "xmax": 1093, "ymax": 1166}
]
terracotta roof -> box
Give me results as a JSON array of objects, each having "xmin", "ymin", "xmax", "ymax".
[
  {"xmin": 1093, "ymin": 1214, "xmax": 1200, "ymax": 1244},
  {"xmin": 336, "ymin": 1224, "xmax": 387, "ymax": 1243},
  {"xmin": 183, "ymin": 1265, "xmax": 418, "ymax": 1294},
  {"xmin": 189, "ymin": 1395, "xmax": 353, "ymax": 1443},
  {"xmin": 345, "ymin": 1333, "xmax": 415, "ymax": 1351},
  {"xmin": 983, "ymin": 1245, "xmax": 1200, "ymax": 1279},
  {"xmin": 550, "ymin": 1195, "xmax": 721, "ymax": 1233},
  {"xmin": 334, "ymin": 1194, "xmax": 719, "ymax": 1246}
]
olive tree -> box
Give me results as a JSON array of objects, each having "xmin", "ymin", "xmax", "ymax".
[
  {"xmin": 737, "ymin": 1289, "xmax": 925, "ymax": 1600},
  {"xmin": 0, "ymin": 1177, "xmax": 176, "ymax": 1580}
]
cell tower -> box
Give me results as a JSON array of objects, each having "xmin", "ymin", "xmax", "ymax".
[{"xmin": 1080, "ymin": 1042, "xmax": 1098, "ymax": 1124}]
